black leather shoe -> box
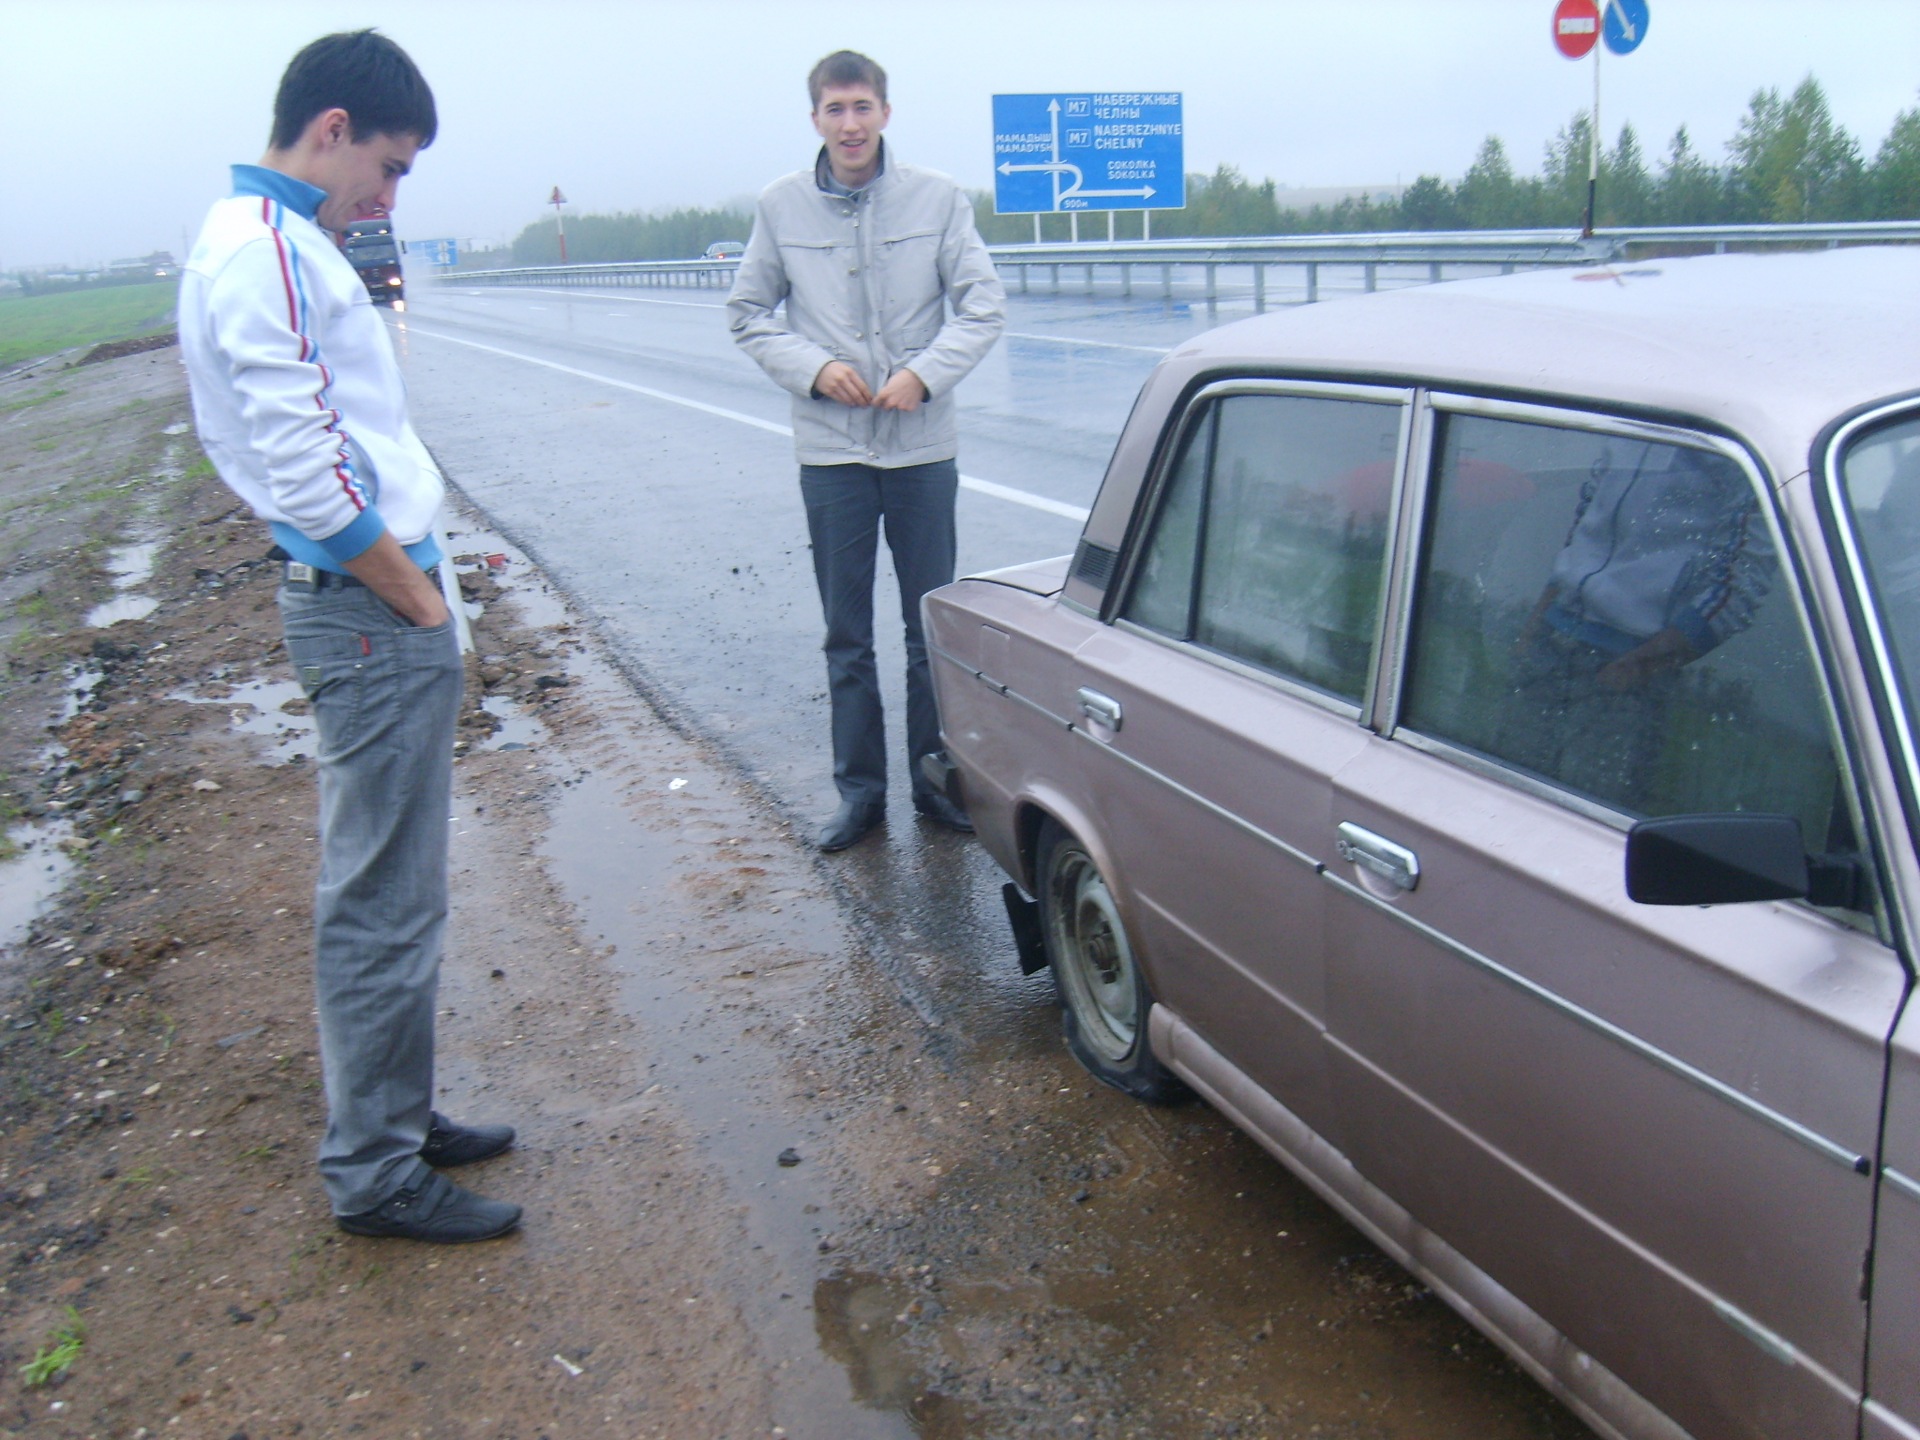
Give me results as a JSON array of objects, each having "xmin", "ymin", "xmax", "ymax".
[
  {"xmin": 819, "ymin": 799, "xmax": 886, "ymax": 852},
  {"xmin": 336, "ymin": 1171, "xmax": 521, "ymax": 1243},
  {"xmin": 420, "ymin": 1111, "xmax": 515, "ymax": 1168},
  {"xmin": 913, "ymin": 791, "xmax": 975, "ymax": 834}
]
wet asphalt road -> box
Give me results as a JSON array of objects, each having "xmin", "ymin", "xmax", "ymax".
[
  {"xmin": 390, "ymin": 275, "xmax": 1590, "ymax": 1437},
  {"xmin": 387, "ymin": 275, "xmax": 1216, "ymax": 1044},
  {"xmin": 388, "ymin": 275, "xmax": 1256, "ymax": 806}
]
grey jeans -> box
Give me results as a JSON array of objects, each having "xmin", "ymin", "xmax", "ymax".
[
  {"xmin": 279, "ymin": 581, "xmax": 462, "ymax": 1215},
  {"xmin": 800, "ymin": 460, "xmax": 958, "ymax": 805}
]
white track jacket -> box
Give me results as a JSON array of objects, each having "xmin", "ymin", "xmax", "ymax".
[{"xmin": 180, "ymin": 165, "xmax": 442, "ymax": 574}]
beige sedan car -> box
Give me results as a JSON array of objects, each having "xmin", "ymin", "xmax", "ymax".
[{"xmin": 923, "ymin": 247, "xmax": 1920, "ymax": 1440}]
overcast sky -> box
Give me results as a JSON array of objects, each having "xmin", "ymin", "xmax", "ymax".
[{"xmin": 3, "ymin": 0, "xmax": 1916, "ymax": 268}]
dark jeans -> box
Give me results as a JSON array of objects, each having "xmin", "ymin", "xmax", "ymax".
[{"xmin": 800, "ymin": 459, "xmax": 959, "ymax": 805}]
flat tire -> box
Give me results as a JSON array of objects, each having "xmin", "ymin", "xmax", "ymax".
[{"xmin": 1037, "ymin": 818, "xmax": 1186, "ymax": 1104}]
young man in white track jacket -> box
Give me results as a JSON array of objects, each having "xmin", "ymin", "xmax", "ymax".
[{"xmin": 179, "ymin": 30, "xmax": 520, "ymax": 1243}]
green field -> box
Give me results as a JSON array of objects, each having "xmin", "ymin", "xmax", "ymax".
[{"xmin": 0, "ymin": 282, "xmax": 179, "ymax": 369}]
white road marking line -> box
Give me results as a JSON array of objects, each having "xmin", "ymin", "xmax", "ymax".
[
  {"xmin": 464, "ymin": 286, "xmax": 723, "ymax": 311},
  {"xmin": 402, "ymin": 325, "xmax": 789, "ymax": 434},
  {"xmin": 958, "ymin": 475, "xmax": 1089, "ymax": 521},
  {"xmin": 399, "ymin": 324, "xmax": 1093, "ymax": 523},
  {"xmin": 1004, "ymin": 331, "xmax": 1172, "ymax": 355},
  {"xmin": 440, "ymin": 287, "xmax": 1174, "ymax": 352}
]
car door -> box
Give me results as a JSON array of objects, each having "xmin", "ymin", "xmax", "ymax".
[
  {"xmin": 1322, "ymin": 396, "xmax": 1904, "ymax": 1439},
  {"xmin": 1069, "ymin": 380, "xmax": 1408, "ymax": 1142},
  {"xmin": 1869, "ymin": 1004, "xmax": 1920, "ymax": 1440},
  {"xmin": 1827, "ymin": 400, "xmax": 1920, "ymax": 1440}
]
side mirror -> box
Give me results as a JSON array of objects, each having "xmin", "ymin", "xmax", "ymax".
[
  {"xmin": 1626, "ymin": 814, "xmax": 1866, "ymax": 908},
  {"xmin": 1627, "ymin": 814, "xmax": 1809, "ymax": 906}
]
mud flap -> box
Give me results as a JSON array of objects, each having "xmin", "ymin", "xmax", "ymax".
[
  {"xmin": 1002, "ymin": 884, "xmax": 1049, "ymax": 975},
  {"xmin": 918, "ymin": 749, "xmax": 964, "ymax": 807}
]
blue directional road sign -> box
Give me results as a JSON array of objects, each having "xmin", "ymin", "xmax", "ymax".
[
  {"xmin": 408, "ymin": 238, "xmax": 459, "ymax": 267},
  {"xmin": 992, "ymin": 92, "xmax": 1185, "ymax": 214},
  {"xmin": 1603, "ymin": 0, "xmax": 1649, "ymax": 54}
]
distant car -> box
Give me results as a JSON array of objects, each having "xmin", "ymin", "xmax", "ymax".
[
  {"xmin": 703, "ymin": 241, "xmax": 746, "ymax": 260},
  {"xmin": 923, "ymin": 248, "xmax": 1920, "ymax": 1440}
]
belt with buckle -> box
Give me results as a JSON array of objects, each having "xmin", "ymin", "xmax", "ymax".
[{"xmin": 282, "ymin": 561, "xmax": 366, "ymax": 590}]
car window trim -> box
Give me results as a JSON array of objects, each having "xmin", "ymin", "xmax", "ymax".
[
  {"xmin": 1111, "ymin": 377, "xmax": 1414, "ymax": 693},
  {"xmin": 1382, "ymin": 393, "xmax": 1883, "ymax": 930},
  {"xmin": 1817, "ymin": 397, "xmax": 1920, "ymax": 962},
  {"xmin": 1181, "ymin": 403, "xmax": 1218, "ymax": 639},
  {"xmin": 1110, "ymin": 615, "xmax": 1369, "ymax": 721},
  {"xmin": 1821, "ymin": 400, "xmax": 1920, "ymax": 856},
  {"xmin": 1368, "ymin": 390, "xmax": 1436, "ymax": 735}
]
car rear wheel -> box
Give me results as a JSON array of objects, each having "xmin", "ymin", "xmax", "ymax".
[{"xmin": 1037, "ymin": 818, "xmax": 1186, "ymax": 1104}]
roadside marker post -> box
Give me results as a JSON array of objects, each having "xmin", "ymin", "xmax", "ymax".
[{"xmin": 549, "ymin": 186, "xmax": 569, "ymax": 265}]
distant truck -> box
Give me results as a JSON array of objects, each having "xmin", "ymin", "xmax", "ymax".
[{"xmin": 342, "ymin": 214, "xmax": 405, "ymax": 308}]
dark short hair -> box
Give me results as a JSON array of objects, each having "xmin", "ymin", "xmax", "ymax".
[
  {"xmin": 270, "ymin": 30, "xmax": 437, "ymax": 151},
  {"xmin": 807, "ymin": 50, "xmax": 887, "ymax": 110}
]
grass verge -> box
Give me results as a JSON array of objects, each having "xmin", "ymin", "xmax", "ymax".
[{"xmin": 0, "ymin": 284, "xmax": 179, "ymax": 370}]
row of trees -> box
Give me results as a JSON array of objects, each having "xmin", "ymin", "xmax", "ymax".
[
  {"xmin": 487, "ymin": 75, "xmax": 1917, "ymax": 264},
  {"xmin": 499, "ymin": 203, "xmax": 751, "ymax": 267}
]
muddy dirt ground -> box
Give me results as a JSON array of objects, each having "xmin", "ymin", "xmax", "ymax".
[{"xmin": 0, "ymin": 347, "xmax": 1588, "ymax": 1440}]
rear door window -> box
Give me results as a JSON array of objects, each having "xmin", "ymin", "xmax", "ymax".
[
  {"xmin": 1399, "ymin": 409, "xmax": 1854, "ymax": 857},
  {"xmin": 1123, "ymin": 388, "xmax": 1405, "ymax": 704}
]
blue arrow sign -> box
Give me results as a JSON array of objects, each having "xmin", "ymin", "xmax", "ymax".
[
  {"xmin": 992, "ymin": 92, "xmax": 1185, "ymax": 214},
  {"xmin": 1603, "ymin": 0, "xmax": 1649, "ymax": 54}
]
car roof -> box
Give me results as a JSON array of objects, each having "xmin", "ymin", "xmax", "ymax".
[{"xmin": 1166, "ymin": 246, "xmax": 1920, "ymax": 476}]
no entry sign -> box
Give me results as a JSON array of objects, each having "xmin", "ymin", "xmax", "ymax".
[{"xmin": 1553, "ymin": 0, "xmax": 1600, "ymax": 58}]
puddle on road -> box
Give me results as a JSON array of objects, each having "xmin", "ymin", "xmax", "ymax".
[
  {"xmin": 84, "ymin": 594, "xmax": 160, "ymax": 627},
  {"xmin": 61, "ymin": 664, "xmax": 105, "ymax": 719},
  {"xmin": 85, "ymin": 531, "xmax": 164, "ymax": 626},
  {"xmin": 86, "ymin": 440, "xmax": 186, "ymax": 629},
  {"xmin": 478, "ymin": 693, "xmax": 543, "ymax": 750},
  {"xmin": 104, "ymin": 540, "xmax": 158, "ymax": 587},
  {"xmin": 0, "ymin": 822, "xmax": 75, "ymax": 966},
  {"xmin": 170, "ymin": 678, "xmax": 315, "ymax": 765}
]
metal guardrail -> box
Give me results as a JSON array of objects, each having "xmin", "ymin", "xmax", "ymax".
[{"xmin": 436, "ymin": 221, "xmax": 1920, "ymax": 312}]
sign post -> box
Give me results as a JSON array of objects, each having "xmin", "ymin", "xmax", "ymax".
[
  {"xmin": 549, "ymin": 186, "xmax": 569, "ymax": 264},
  {"xmin": 1551, "ymin": 0, "xmax": 1600, "ymax": 235},
  {"xmin": 1553, "ymin": 0, "xmax": 1649, "ymax": 238},
  {"xmin": 992, "ymin": 92, "xmax": 1184, "ymax": 241}
]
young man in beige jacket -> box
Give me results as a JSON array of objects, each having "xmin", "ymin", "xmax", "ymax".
[{"xmin": 728, "ymin": 49, "xmax": 1005, "ymax": 851}]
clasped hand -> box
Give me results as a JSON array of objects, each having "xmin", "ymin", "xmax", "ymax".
[{"xmin": 815, "ymin": 361, "xmax": 925, "ymax": 412}]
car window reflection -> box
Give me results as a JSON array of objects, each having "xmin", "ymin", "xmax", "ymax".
[
  {"xmin": 1404, "ymin": 414, "xmax": 1851, "ymax": 855},
  {"xmin": 1125, "ymin": 392, "xmax": 1401, "ymax": 703}
]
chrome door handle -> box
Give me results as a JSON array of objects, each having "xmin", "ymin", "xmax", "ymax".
[
  {"xmin": 1336, "ymin": 822, "xmax": 1420, "ymax": 892},
  {"xmin": 1077, "ymin": 687, "xmax": 1123, "ymax": 730}
]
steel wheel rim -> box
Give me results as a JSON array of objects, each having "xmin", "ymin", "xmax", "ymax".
[{"xmin": 1049, "ymin": 847, "xmax": 1139, "ymax": 1060}]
